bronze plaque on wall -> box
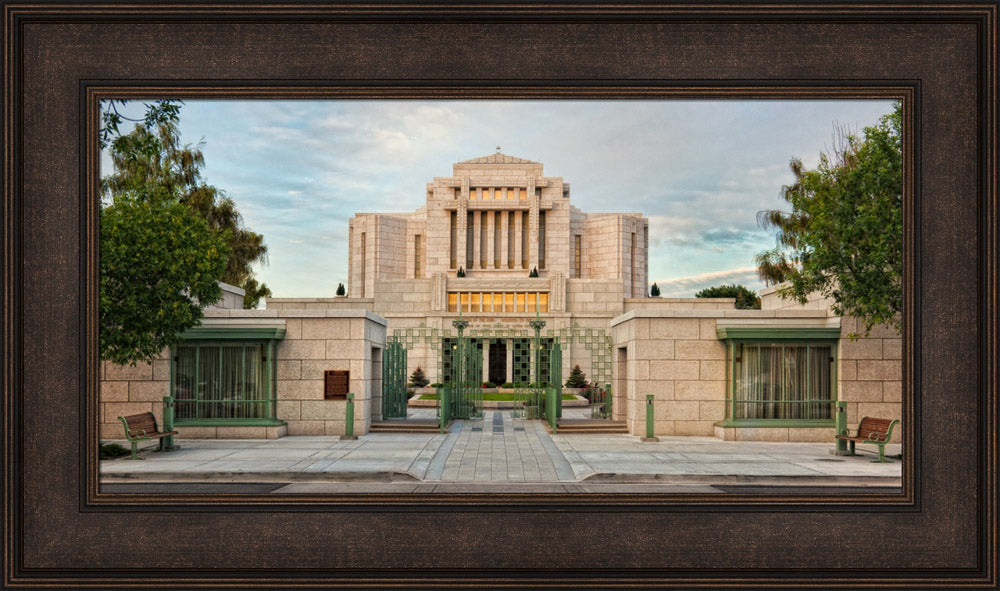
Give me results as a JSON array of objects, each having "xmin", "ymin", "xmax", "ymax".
[{"xmin": 324, "ymin": 370, "xmax": 349, "ymax": 400}]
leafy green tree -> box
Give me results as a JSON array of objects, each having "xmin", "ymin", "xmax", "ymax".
[
  {"xmin": 407, "ymin": 366, "xmax": 430, "ymax": 388},
  {"xmin": 755, "ymin": 103, "xmax": 902, "ymax": 335},
  {"xmin": 336, "ymin": 283, "xmax": 346, "ymax": 296},
  {"xmin": 650, "ymin": 282, "xmax": 661, "ymax": 297},
  {"xmin": 565, "ymin": 364, "xmax": 588, "ymax": 388},
  {"xmin": 103, "ymin": 119, "xmax": 271, "ymax": 308},
  {"xmin": 99, "ymin": 99, "xmax": 181, "ymax": 149},
  {"xmin": 100, "ymin": 195, "xmax": 229, "ymax": 365},
  {"xmin": 695, "ymin": 284, "xmax": 761, "ymax": 309}
]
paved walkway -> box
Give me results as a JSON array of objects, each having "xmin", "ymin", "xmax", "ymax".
[{"xmin": 101, "ymin": 410, "xmax": 902, "ymax": 488}]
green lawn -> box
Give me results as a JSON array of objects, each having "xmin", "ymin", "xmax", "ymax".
[{"xmin": 415, "ymin": 392, "xmax": 579, "ymax": 402}]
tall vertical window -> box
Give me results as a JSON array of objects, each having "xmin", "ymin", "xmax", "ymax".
[
  {"xmin": 630, "ymin": 232, "xmax": 637, "ymax": 298},
  {"xmin": 538, "ymin": 210, "xmax": 546, "ymax": 269},
  {"xmin": 449, "ymin": 211, "xmax": 457, "ymax": 269},
  {"xmin": 507, "ymin": 212, "xmax": 515, "ymax": 268},
  {"xmin": 521, "ymin": 211, "xmax": 529, "ymax": 269},
  {"xmin": 479, "ymin": 214, "xmax": 487, "ymax": 269},
  {"xmin": 466, "ymin": 212, "xmax": 474, "ymax": 269},
  {"xmin": 574, "ymin": 235, "xmax": 582, "ymax": 278},
  {"xmin": 413, "ymin": 234, "xmax": 422, "ymax": 278},
  {"xmin": 493, "ymin": 211, "xmax": 500, "ymax": 268},
  {"xmin": 173, "ymin": 342, "xmax": 274, "ymax": 421},
  {"xmin": 470, "ymin": 187, "xmax": 478, "ymax": 200},
  {"xmin": 360, "ymin": 232, "xmax": 366, "ymax": 297}
]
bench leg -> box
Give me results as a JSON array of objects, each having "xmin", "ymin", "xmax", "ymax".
[
  {"xmin": 125, "ymin": 440, "xmax": 145, "ymax": 460},
  {"xmin": 846, "ymin": 441, "xmax": 857, "ymax": 456},
  {"xmin": 871, "ymin": 443, "xmax": 891, "ymax": 463}
]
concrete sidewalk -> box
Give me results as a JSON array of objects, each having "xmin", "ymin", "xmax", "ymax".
[{"xmin": 101, "ymin": 410, "xmax": 902, "ymax": 489}]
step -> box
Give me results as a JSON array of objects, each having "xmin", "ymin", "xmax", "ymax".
[
  {"xmin": 549, "ymin": 420, "xmax": 629, "ymax": 434},
  {"xmin": 369, "ymin": 421, "xmax": 447, "ymax": 434}
]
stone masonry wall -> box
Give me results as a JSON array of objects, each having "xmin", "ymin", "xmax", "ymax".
[
  {"xmin": 612, "ymin": 312, "xmax": 731, "ymax": 437},
  {"xmin": 583, "ymin": 215, "xmax": 621, "ymax": 280},
  {"xmin": 566, "ymin": 279, "xmax": 625, "ymax": 316},
  {"xmin": 272, "ymin": 310, "xmax": 386, "ymax": 437},
  {"xmin": 100, "ymin": 351, "xmax": 171, "ymax": 440}
]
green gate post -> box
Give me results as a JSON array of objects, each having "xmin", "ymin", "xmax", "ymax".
[
  {"xmin": 546, "ymin": 387, "xmax": 558, "ymax": 432},
  {"xmin": 550, "ymin": 340, "xmax": 562, "ymax": 420},
  {"xmin": 382, "ymin": 340, "xmax": 408, "ymax": 419},
  {"xmin": 161, "ymin": 395, "xmax": 178, "ymax": 451},
  {"xmin": 341, "ymin": 393, "xmax": 357, "ymax": 440},
  {"xmin": 439, "ymin": 386, "xmax": 451, "ymax": 432},
  {"xmin": 833, "ymin": 400, "xmax": 848, "ymax": 455},
  {"xmin": 642, "ymin": 395, "xmax": 659, "ymax": 442}
]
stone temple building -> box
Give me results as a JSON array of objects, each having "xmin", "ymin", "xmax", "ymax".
[
  {"xmin": 324, "ymin": 153, "xmax": 649, "ymax": 386},
  {"xmin": 99, "ymin": 153, "xmax": 903, "ymax": 444}
]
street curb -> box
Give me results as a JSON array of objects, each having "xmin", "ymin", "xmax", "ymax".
[
  {"xmin": 100, "ymin": 470, "xmax": 422, "ymax": 483},
  {"xmin": 581, "ymin": 473, "xmax": 902, "ymax": 486},
  {"xmin": 100, "ymin": 471, "xmax": 901, "ymax": 487}
]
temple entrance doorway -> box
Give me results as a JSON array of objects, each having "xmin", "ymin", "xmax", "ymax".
[{"xmin": 488, "ymin": 339, "xmax": 507, "ymax": 385}]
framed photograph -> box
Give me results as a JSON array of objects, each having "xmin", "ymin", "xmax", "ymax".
[{"xmin": 3, "ymin": 2, "xmax": 994, "ymax": 588}]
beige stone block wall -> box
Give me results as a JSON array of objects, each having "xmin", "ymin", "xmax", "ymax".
[
  {"xmin": 625, "ymin": 298, "xmax": 736, "ymax": 311},
  {"xmin": 613, "ymin": 316, "xmax": 725, "ymax": 437},
  {"xmin": 837, "ymin": 316, "xmax": 903, "ymax": 443},
  {"xmin": 760, "ymin": 283, "xmax": 835, "ymax": 310},
  {"xmin": 99, "ymin": 352, "xmax": 170, "ymax": 440},
  {"xmin": 582, "ymin": 215, "xmax": 621, "ymax": 280},
  {"xmin": 566, "ymin": 279, "xmax": 625, "ymax": 316}
]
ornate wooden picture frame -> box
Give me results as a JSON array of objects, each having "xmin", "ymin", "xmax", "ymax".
[{"xmin": 3, "ymin": 2, "xmax": 995, "ymax": 588}]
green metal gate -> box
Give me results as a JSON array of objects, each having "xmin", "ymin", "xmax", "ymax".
[
  {"xmin": 381, "ymin": 339, "xmax": 408, "ymax": 419},
  {"xmin": 546, "ymin": 323, "xmax": 614, "ymax": 419},
  {"xmin": 444, "ymin": 335, "xmax": 483, "ymax": 420}
]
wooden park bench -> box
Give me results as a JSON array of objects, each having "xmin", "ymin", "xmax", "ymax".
[
  {"xmin": 836, "ymin": 416, "xmax": 899, "ymax": 463},
  {"xmin": 117, "ymin": 412, "xmax": 177, "ymax": 460}
]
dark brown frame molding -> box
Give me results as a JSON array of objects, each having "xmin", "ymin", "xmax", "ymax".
[{"xmin": 3, "ymin": 3, "xmax": 996, "ymax": 588}]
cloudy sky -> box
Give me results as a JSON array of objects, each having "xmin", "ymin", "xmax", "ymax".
[{"xmin": 103, "ymin": 99, "xmax": 893, "ymax": 300}]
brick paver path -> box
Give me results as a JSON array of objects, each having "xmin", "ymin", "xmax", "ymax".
[{"xmin": 424, "ymin": 410, "xmax": 576, "ymax": 482}]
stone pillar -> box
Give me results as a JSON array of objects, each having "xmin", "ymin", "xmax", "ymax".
[
  {"xmin": 529, "ymin": 191, "xmax": 539, "ymax": 272},
  {"xmin": 506, "ymin": 341, "xmax": 514, "ymax": 383},
  {"xmin": 457, "ymin": 200, "xmax": 467, "ymax": 272},
  {"xmin": 482, "ymin": 340, "xmax": 490, "ymax": 383}
]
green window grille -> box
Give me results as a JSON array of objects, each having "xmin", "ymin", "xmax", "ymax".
[
  {"xmin": 512, "ymin": 338, "xmax": 531, "ymax": 384},
  {"xmin": 172, "ymin": 341, "xmax": 277, "ymax": 422},
  {"xmin": 724, "ymin": 341, "xmax": 837, "ymax": 425}
]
